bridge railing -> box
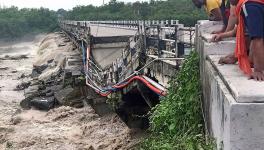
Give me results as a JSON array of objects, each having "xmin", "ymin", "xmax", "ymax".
[
  {"xmin": 88, "ymin": 20, "xmax": 179, "ymax": 27},
  {"xmin": 60, "ymin": 20, "xmax": 180, "ymax": 31}
]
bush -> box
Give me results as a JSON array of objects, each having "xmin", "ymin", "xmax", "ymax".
[{"xmin": 141, "ymin": 51, "xmax": 215, "ymax": 150}]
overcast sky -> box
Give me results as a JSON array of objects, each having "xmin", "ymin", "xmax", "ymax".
[{"xmin": 0, "ymin": 0, "xmax": 148, "ymax": 11}]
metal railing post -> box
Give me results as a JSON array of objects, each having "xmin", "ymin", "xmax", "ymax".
[{"xmin": 174, "ymin": 25, "xmax": 178, "ymax": 58}]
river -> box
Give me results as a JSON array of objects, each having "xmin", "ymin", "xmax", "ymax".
[{"xmin": 0, "ymin": 34, "xmax": 143, "ymax": 150}]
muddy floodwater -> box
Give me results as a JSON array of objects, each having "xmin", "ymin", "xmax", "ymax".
[{"xmin": 0, "ymin": 35, "xmax": 143, "ymax": 150}]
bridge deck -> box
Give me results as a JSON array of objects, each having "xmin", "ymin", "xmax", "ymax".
[{"xmin": 90, "ymin": 25, "xmax": 137, "ymax": 37}]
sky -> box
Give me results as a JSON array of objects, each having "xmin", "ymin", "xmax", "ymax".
[{"xmin": 0, "ymin": 0, "xmax": 148, "ymax": 11}]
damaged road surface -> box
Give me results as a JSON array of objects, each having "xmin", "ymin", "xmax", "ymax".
[{"xmin": 0, "ymin": 33, "xmax": 144, "ymax": 150}]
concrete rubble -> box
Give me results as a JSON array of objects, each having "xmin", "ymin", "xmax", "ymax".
[{"xmin": 20, "ymin": 32, "xmax": 85, "ymax": 111}]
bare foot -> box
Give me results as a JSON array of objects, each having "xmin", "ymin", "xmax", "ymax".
[
  {"xmin": 249, "ymin": 71, "xmax": 264, "ymax": 81},
  {"xmin": 218, "ymin": 53, "xmax": 238, "ymax": 65}
]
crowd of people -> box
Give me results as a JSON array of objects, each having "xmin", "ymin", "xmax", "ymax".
[{"xmin": 192, "ymin": 0, "xmax": 264, "ymax": 81}]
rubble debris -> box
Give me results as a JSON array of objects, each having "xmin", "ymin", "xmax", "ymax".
[
  {"xmin": 47, "ymin": 59, "xmax": 54, "ymax": 64},
  {"xmin": 54, "ymin": 86, "xmax": 84, "ymax": 107},
  {"xmin": 14, "ymin": 81, "xmax": 31, "ymax": 91},
  {"xmin": 55, "ymin": 87, "xmax": 74, "ymax": 104},
  {"xmin": 45, "ymin": 91, "xmax": 54, "ymax": 97},
  {"xmin": 33, "ymin": 64, "xmax": 48, "ymax": 74},
  {"xmin": 30, "ymin": 97, "xmax": 55, "ymax": 111},
  {"xmin": 30, "ymin": 79, "xmax": 41, "ymax": 86},
  {"xmin": 11, "ymin": 70, "xmax": 17, "ymax": 73},
  {"xmin": 0, "ymin": 67, "xmax": 8, "ymax": 70},
  {"xmin": 63, "ymin": 38, "xmax": 70, "ymax": 43},
  {"xmin": 10, "ymin": 116, "xmax": 22, "ymax": 125},
  {"xmin": 16, "ymin": 33, "xmax": 93, "ymax": 112},
  {"xmin": 31, "ymin": 69, "xmax": 39, "ymax": 78},
  {"xmin": 39, "ymin": 89, "xmax": 52, "ymax": 97},
  {"xmin": 0, "ymin": 54, "xmax": 29, "ymax": 60},
  {"xmin": 18, "ymin": 73, "xmax": 26, "ymax": 79},
  {"xmin": 24, "ymin": 85, "xmax": 39, "ymax": 98},
  {"xmin": 46, "ymin": 85, "xmax": 63, "ymax": 93},
  {"xmin": 20, "ymin": 97, "xmax": 33, "ymax": 109},
  {"xmin": 58, "ymin": 43, "xmax": 66, "ymax": 47}
]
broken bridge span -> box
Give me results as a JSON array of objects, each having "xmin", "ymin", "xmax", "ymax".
[{"xmin": 59, "ymin": 20, "xmax": 194, "ymax": 128}]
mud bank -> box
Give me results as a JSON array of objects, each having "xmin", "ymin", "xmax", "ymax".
[{"xmin": 0, "ymin": 33, "xmax": 144, "ymax": 150}]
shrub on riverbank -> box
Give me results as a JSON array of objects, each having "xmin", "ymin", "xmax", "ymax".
[{"xmin": 141, "ymin": 51, "xmax": 215, "ymax": 150}]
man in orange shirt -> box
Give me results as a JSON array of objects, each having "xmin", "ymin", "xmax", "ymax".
[
  {"xmin": 231, "ymin": 0, "xmax": 264, "ymax": 80},
  {"xmin": 212, "ymin": 0, "xmax": 264, "ymax": 81}
]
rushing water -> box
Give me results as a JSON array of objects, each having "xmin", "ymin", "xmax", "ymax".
[{"xmin": 0, "ymin": 34, "xmax": 144, "ymax": 150}]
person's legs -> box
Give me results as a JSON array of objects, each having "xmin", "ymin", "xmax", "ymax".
[
  {"xmin": 244, "ymin": 2, "xmax": 264, "ymax": 80},
  {"xmin": 250, "ymin": 38, "xmax": 264, "ymax": 81}
]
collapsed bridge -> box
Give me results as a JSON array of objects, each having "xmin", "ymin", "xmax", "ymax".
[{"xmin": 59, "ymin": 20, "xmax": 194, "ymax": 128}]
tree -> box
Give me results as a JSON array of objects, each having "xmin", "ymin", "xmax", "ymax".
[
  {"xmin": 65, "ymin": 0, "xmax": 207, "ymax": 26},
  {"xmin": 0, "ymin": 7, "xmax": 58, "ymax": 39}
]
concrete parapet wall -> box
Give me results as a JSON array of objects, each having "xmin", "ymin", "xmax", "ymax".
[
  {"xmin": 196, "ymin": 20, "xmax": 264, "ymax": 150},
  {"xmin": 146, "ymin": 55, "xmax": 178, "ymax": 88}
]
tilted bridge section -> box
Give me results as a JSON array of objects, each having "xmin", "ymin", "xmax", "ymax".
[{"xmin": 59, "ymin": 20, "xmax": 194, "ymax": 128}]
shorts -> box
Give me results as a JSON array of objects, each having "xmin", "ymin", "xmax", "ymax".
[{"xmin": 242, "ymin": 2, "xmax": 264, "ymax": 39}]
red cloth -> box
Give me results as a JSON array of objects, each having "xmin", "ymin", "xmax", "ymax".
[
  {"xmin": 225, "ymin": 9, "xmax": 230, "ymax": 19},
  {"xmin": 235, "ymin": 0, "xmax": 264, "ymax": 75}
]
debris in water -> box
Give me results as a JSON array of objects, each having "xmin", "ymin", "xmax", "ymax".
[
  {"xmin": 10, "ymin": 116, "xmax": 22, "ymax": 125},
  {"xmin": 0, "ymin": 67, "xmax": 9, "ymax": 70},
  {"xmin": 30, "ymin": 97, "xmax": 55, "ymax": 111},
  {"xmin": 0, "ymin": 54, "xmax": 29, "ymax": 60},
  {"xmin": 11, "ymin": 70, "xmax": 18, "ymax": 73},
  {"xmin": 14, "ymin": 81, "xmax": 31, "ymax": 91},
  {"xmin": 18, "ymin": 73, "xmax": 26, "ymax": 79}
]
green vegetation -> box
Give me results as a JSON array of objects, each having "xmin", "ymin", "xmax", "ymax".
[
  {"xmin": 66, "ymin": 0, "xmax": 207, "ymax": 26},
  {"xmin": 141, "ymin": 51, "xmax": 215, "ymax": 149},
  {"xmin": 0, "ymin": 0, "xmax": 207, "ymax": 39},
  {"xmin": 0, "ymin": 7, "xmax": 57, "ymax": 39}
]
